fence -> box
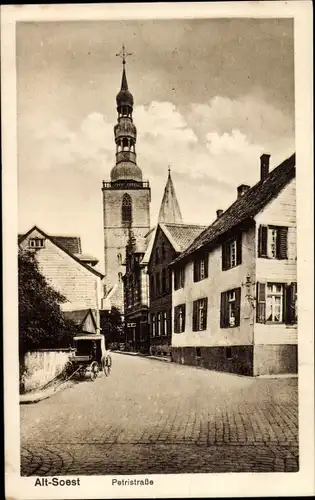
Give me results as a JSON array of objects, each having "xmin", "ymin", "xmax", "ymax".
[{"xmin": 21, "ymin": 349, "xmax": 71, "ymax": 393}]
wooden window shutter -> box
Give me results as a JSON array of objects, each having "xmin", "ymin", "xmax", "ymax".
[
  {"xmin": 222, "ymin": 242, "xmax": 228, "ymax": 270},
  {"xmin": 192, "ymin": 301, "xmax": 198, "ymax": 331},
  {"xmin": 256, "ymin": 282, "xmax": 266, "ymax": 323},
  {"xmin": 277, "ymin": 227, "xmax": 288, "ymax": 259},
  {"xmin": 204, "ymin": 254, "xmax": 209, "ymax": 278},
  {"xmin": 235, "ymin": 288, "xmax": 241, "ymax": 326},
  {"xmin": 203, "ymin": 298, "xmax": 208, "ymax": 329},
  {"xmin": 220, "ymin": 292, "xmax": 227, "ymax": 328},
  {"xmin": 182, "ymin": 268, "xmax": 185, "ymax": 288},
  {"xmin": 285, "ymin": 282, "xmax": 297, "ymax": 324},
  {"xmin": 182, "ymin": 304, "xmax": 186, "ymax": 332},
  {"xmin": 174, "ymin": 306, "xmax": 178, "ymax": 333},
  {"xmin": 174, "ymin": 270, "xmax": 178, "ymax": 290},
  {"xmin": 236, "ymin": 234, "xmax": 242, "ymax": 265},
  {"xmin": 258, "ymin": 225, "xmax": 268, "ymax": 257},
  {"xmin": 193, "ymin": 260, "xmax": 199, "ymax": 282}
]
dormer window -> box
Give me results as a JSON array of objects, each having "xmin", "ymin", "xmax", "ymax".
[{"xmin": 29, "ymin": 237, "xmax": 45, "ymax": 249}]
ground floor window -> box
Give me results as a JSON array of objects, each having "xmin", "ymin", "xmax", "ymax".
[
  {"xmin": 220, "ymin": 288, "xmax": 241, "ymax": 328},
  {"xmin": 174, "ymin": 304, "xmax": 186, "ymax": 333},
  {"xmin": 162, "ymin": 312, "xmax": 168, "ymax": 336},
  {"xmin": 193, "ymin": 298, "xmax": 208, "ymax": 331},
  {"xmin": 256, "ymin": 282, "xmax": 297, "ymax": 324},
  {"xmin": 151, "ymin": 314, "xmax": 156, "ymax": 337}
]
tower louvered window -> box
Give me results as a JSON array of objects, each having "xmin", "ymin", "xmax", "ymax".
[{"xmin": 122, "ymin": 194, "xmax": 132, "ymax": 224}]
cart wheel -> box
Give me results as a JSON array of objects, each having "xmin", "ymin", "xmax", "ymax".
[
  {"xmin": 103, "ymin": 355, "xmax": 112, "ymax": 377},
  {"xmin": 90, "ymin": 362, "xmax": 99, "ymax": 381}
]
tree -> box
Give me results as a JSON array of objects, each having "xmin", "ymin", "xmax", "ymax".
[
  {"xmin": 100, "ymin": 306, "xmax": 123, "ymax": 348},
  {"xmin": 18, "ymin": 249, "xmax": 78, "ymax": 360}
]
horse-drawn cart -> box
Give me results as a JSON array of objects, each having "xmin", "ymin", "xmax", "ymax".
[{"xmin": 66, "ymin": 334, "xmax": 112, "ymax": 381}]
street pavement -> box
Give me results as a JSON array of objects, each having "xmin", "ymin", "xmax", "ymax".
[{"xmin": 20, "ymin": 353, "xmax": 298, "ymax": 475}]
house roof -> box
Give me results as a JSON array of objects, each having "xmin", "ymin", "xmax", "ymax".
[
  {"xmin": 18, "ymin": 226, "xmax": 104, "ymax": 278},
  {"xmin": 64, "ymin": 309, "xmax": 97, "ymax": 328},
  {"xmin": 172, "ymin": 153, "xmax": 295, "ymax": 266},
  {"xmin": 144, "ymin": 222, "xmax": 207, "ymax": 265},
  {"xmin": 52, "ymin": 236, "xmax": 82, "ymax": 254},
  {"xmin": 161, "ymin": 223, "xmax": 208, "ymax": 253}
]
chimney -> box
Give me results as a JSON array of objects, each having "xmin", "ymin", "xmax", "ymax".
[
  {"xmin": 216, "ymin": 209, "xmax": 224, "ymax": 218},
  {"xmin": 237, "ymin": 184, "xmax": 250, "ymax": 199},
  {"xmin": 260, "ymin": 153, "xmax": 271, "ymax": 181}
]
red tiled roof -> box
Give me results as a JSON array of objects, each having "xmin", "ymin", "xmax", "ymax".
[{"xmin": 172, "ymin": 153, "xmax": 295, "ymax": 266}]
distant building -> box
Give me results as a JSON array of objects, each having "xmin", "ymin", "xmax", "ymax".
[
  {"xmin": 18, "ymin": 226, "xmax": 104, "ymax": 330},
  {"xmin": 64, "ymin": 309, "xmax": 98, "ymax": 334},
  {"xmin": 147, "ymin": 220, "xmax": 207, "ymax": 355},
  {"xmin": 102, "ymin": 53, "xmax": 150, "ymax": 311},
  {"xmin": 123, "ymin": 231, "xmax": 152, "ymax": 353},
  {"xmin": 171, "ymin": 154, "xmax": 297, "ymax": 376}
]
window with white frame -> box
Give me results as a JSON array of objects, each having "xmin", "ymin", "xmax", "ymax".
[
  {"xmin": 222, "ymin": 234, "xmax": 242, "ymax": 270},
  {"xmin": 266, "ymin": 283, "xmax": 283, "ymax": 322},
  {"xmin": 174, "ymin": 304, "xmax": 186, "ymax": 333},
  {"xmin": 151, "ymin": 314, "xmax": 156, "ymax": 337},
  {"xmin": 163, "ymin": 312, "xmax": 168, "ymax": 336},
  {"xmin": 157, "ymin": 313, "xmax": 161, "ymax": 336},
  {"xmin": 29, "ymin": 237, "xmax": 45, "ymax": 249},
  {"xmin": 258, "ymin": 225, "xmax": 288, "ymax": 259},
  {"xmin": 220, "ymin": 288, "xmax": 241, "ymax": 328},
  {"xmin": 192, "ymin": 298, "xmax": 208, "ymax": 331}
]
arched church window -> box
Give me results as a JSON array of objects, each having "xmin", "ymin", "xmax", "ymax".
[
  {"xmin": 122, "ymin": 194, "xmax": 132, "ymax": 224},
  {"xmin": 117, "ymin": 253, "xmax": 122, "ymax": 265},
  {"xmin": 118, "ymin": 272, "xmax": 122, "ymax": 283},
  {"xmin": 122, "ymin": 138, "xmax": 129, "ymax": 150}
]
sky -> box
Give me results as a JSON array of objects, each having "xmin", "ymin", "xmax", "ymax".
[{"xmin": 17, "ymin": 18, "xmax": 295, "ymax": 273}]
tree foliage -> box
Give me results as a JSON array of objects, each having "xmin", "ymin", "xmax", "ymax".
[
  {"xmin": 100, "ymin": 306, "xmax": 123, "ymax": 346},
  {"xmin": 18, "ymin": 249, "xmax": 78, "ymax": 357}
]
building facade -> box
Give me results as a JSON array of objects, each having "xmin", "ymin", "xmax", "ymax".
[
  {"xmin": 102, "ymin": 52, "xmax": 151, "ymax": 311},
  {"xmin": 148, "ymin": 222, "xmax": 207, "ymax": 355},
  {"xmin": 171, "ymin": 154, "xmax": 297, "ymax": 376},
  {"xmin": 123, "ymin": 232, "xmax": 151, "ymax": 353},
  {"xmin": 18, "ymin": 226, "xmax": 104, "ymax": 330}
]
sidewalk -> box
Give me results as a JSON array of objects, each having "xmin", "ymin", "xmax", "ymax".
[
  {"xmin": 20, "ymin": 380, "xmax": 73, "ymax": 404},
  {"xmin": 112, "ymin": 350, "xmax": 171, "ymax": 363}
]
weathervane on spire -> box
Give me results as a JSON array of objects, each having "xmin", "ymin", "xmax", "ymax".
[{"xmin": 116, "ymin": 44, "xmax": 132, "ymax": 65}]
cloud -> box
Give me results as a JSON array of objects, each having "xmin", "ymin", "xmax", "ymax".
[{"xmin": 19, "ymin": 96, "xmax": 295, "ymax": 269}]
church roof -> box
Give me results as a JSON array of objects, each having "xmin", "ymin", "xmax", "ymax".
[
  {"xmin": 116, "ymin": 66, "xmax": 134, "ymax": 107},
  {"xmin": 172, "ymin": 153, "xmax": 296, "ymax": 266},
  {"xmin": 157, "ymin": 169, "xmax": 183, "ymax": 224}
]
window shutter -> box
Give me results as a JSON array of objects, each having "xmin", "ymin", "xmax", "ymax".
[
  {"xmin": 192, "ymin": 301, "xmax": 198, "ymax": 331},
  {"xmin": 258, "ymin": 225, "xmax": 268, "ymax": 257},
  {"xmin": 174, "ymin": 307, "xmax": 178, "ymax": 333},
  {"xmin": 193, "ymin": 261, "xmax": 198, "ymax": 282},
  {"xmin": 203, "ymin": 298, "xmax": 208, "ymax": 329},
  {"xmin": 237, "ymin": 234, "xmax": 242, "ymax": 265},
  {"xmin": 174, "ymin": 270, "xmax": 178, "ymax": 290},
  {"xmin": 222, "ymin": 243, "xmax": 228, "ymax": 270},
  {"xmin": 277, "ymin": 227, "xmax": 288, "ymax": 259},
  {"xmin": 285, "ymin": 282, "xmax": 297, "ymax": 324},
  {"xmin": 182, "ymin": 304, "xmax": 186, "ymax": 332},
  {"xmin": 235, "ymin": 288, "xmax": 241, "ymax": 326},
  {"xmin": 204, "ymin": 254, "xmax": 209, "ymax": 278},
  {"xmin": 220, "ymin": 292, "xmax": 227, "ymax": 328},
  {"xmin": 256, "ymin": 282, "xmax": 266, "ymax": 323},
  {"xmin": 182, "ymin": 268, "xmax": 185, "ymax": 288},
  {"xmin": 168, "ymin": 309, "xmax": 172, "ymax": 335}
]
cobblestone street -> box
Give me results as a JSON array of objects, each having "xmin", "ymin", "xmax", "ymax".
[{"xmin": 20, "ymin": 353, "xmax": 298, "ymax": 475}]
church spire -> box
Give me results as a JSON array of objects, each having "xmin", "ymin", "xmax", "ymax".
[
  {"xmin": 158, "ymin": 168, "xmax": 183, "ymax": 224},
  {"xmin": 110, "ymin": 45, "xmax": 142, "ymax": 183}
]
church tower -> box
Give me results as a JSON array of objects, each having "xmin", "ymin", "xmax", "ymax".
[{"xmin": 102, "ymin": 46, "xmax": 151, "ymax": 311}]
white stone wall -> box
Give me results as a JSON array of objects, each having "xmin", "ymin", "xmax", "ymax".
[
  {"xmin": 172, "ymin": 226, "xmax": 256, "ymax": 347},
  {"xmin": 254, "ymin": 177, "xmax": 297, "ymax": 345}
]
